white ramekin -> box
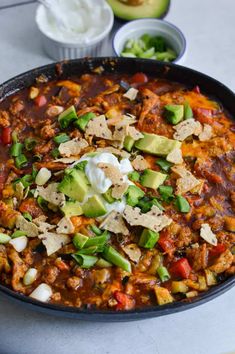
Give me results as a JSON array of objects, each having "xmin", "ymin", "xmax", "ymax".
[
  {"xmin": 113, "ymin": 19, "xmax": 187, "ymax": 65},
  {"xmin": 35, "ymin": 3, "xmax": 114, "ymax": 61}
]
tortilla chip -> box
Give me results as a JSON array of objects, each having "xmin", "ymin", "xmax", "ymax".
[
  {"xmin": 35, "ymin": 220, "xmax": 56, "ymax": 233},
  {"xmin": 54, "ymin": 157, "xmax": 79, "ymax": 164},
  {"xmin": 58, "ymin": 138, "xmax": 88, "ymax": 157},
  {"xmin": 199, "ymin": 124, "xmax": 213, "ymax": 141},
  {"xmin": 172, "ymin": 165, "xmax": 200, "ymax": 195},
  {"xmin": 38, "ymin": 232, "xmax": 70, "ymax": 256},
  {"xmin": 112, "ymin": 183, "xmax": 129, "ymax": 199},
  {"xmin": 131, "ymin": 155, "xmax": 149, "ymax": 171},
  {"xmin": 56, "ymin": 217, "xmax": 75, "ymax": 234},
  {"xmin": 96, "ymin": 147, "xmax": 130, "ymax": 158},
  {"xmin": 36, "ymin": 183, "xmax": 65, "ymax": 207},
  {"xmin": 97, "ymin": 163, "xmax": 124, "ymax": 185},
  {"xmin": 200, "ymin": 223, "xmax": 217, "ymax": 246},
  {"xmin": 123, "ymin": 88, "xmax": 139, "ymax": 101},
  {"xmin": 86, "ymin": 115, "xmax": 112, "ymax": 140},
  {"xmin": 173, "ymin": 119, "xmax": 202, "ymax": 141},
  {"xmin": 16, "ymin": 215, "xmax": 39, "ymax": 238},
  {"xmin": 122, "ymin": 243, "xmax": 141, "ymax": 263},
  {"xmin": 112, "ymin": 122, "xmax": 128, "ymax": 143},
  {"xmin": 15, "ymin": 182, "xmax": 24, "ymax": 201},
  {"xmin": 166, "ymin": 147, "xmax": 183, "ymax": 164},
  {"xmin": 99, "ymin": 211, "xmax": 129, "ymax": 235},
  {"xmin": 123, "ymin": 205, "xmax": 172, "ymax": 233}
]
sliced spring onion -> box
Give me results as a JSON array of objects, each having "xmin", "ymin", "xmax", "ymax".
[
  {"xmin": 90, "ymin": 224, "xmax": 102, "ymax": 236},
  {"xmin": 35, "ymin": 167, "xmax": 51, "ymax": 186},
  {"xmin": 23, "ymin": 268, "xmax": 37, "ymax": 286},
  {"xmin": 85, "ymin": 231, "xmax": 110, "ymax": 248},
  {"xmin": 74, "ymin": 112, "xmax": 96, "ymax": 132},
  {"xmin": 96, "ymin": 258, "xmax": 113, "ymax": 268},
  {"xmin": 157, "ymin": 266, "xmax": 170, "ymax": 282},
  {"xmin": 24, "ymin": 137, "xmax": 37, "ymax": 151},
  {"xmin": 22, "ymin": 212, "xmax": 32, "ymax": 222},
  {"xmin": 13, "ymin": 174, "xmax": 32, "ymax": 188},
  {"xmin": 75, "ymin": 246, "xmax": 99, "ymax": 255},
  {"xmin": 0, "ymin": 233, "xmax": 11, "ymax": 244},
  {"xmin": 72, "ymin": 254, "xmax": 98, "ymax": 268},
  {"xmin": 156, "ymin": 159, "xmax": 173, "ymax": 172},
  {"xmin": 37, "ymin": 196, "xmax": 47, "ymax": 210},
  {"xmin": 11, "ymin": 230, "xmax": 26, "ymax": 238},
  {"xmin": 139, "ymin": 229, "xmax": 159, "ymax": 249},
  {"xmin": 175, "ymin": 195, "xmax": 190, "ymax": 213},
  {"xmin": 29, "ymin": 283, "xmax": 52, "ymax": 302},
  {"xmin": 103, "ymin": 245, "xmax": 131, "ymax": 273},
  {"xmin": 12, "ymin": 130, "xmax": 18, "ymax": 144},
  {"xmin": 73, "ymin": 233, "xmax": 89, "ymax": 249},
  {"xmin": 10, "ymin": 142, "xmax": 23, "ymax": 157},
  {"xmin": 53, "ymin": 133, "xmax": 70, "ymax": 144},
  {"xmin": 15, "ymin": 154, "xmax": 28, "ymax": 169},
  {"xmin": 58, "ymin": 105, "xmax": 78, "ymax": 129},
  {"xmin": 9, "ymin": 236, "xmax": 28, "ymax": 252}
]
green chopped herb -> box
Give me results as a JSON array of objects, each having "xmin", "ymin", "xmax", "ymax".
[
  {"xmin": 156, "ymin": 159, "xmax": 173, "ymax": 172},
  {"xmin": 72, "ymin": 254, "xmax": 98, "ymax": 268},
  {"xmin": 10, "ymin": 143, "xmax": 23, "ymax": 157},
  {"xmin": 175, "ymin": 195, "xmax": 190, "ymax": 213},
  {"xmin": 53, "ymin": 133, "xmax": 70, "ymax": 144},
  {"xmin": 73, "ymin": 233, "xmax": 89, "ymax": 249},
  {"xmin": 15, "ymin": 154, "xmax": 28, "ymax": 169},
  {"xmin": 90, "ymin": 224, "xmax": 102, "ymax": 236},
  {"xmin": 24, "ymin": 137, "xmax": 37, "ymax": 151}
]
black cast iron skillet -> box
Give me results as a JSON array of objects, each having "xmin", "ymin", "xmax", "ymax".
[{"xmin": 0, "ymin": 58, "xmax": 234, "ymax": 321}]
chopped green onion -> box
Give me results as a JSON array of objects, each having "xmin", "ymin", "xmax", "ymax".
[
  {"xmin": 11, "ymin": 230, "xmax": 26, "ymax": 238},
  {"xmin": 90, "ymin": 224, "xmax": 102, "ymax": 236},
  {"xmin": 184, "ymin": 101, "xmax": 193, "ymax": 119},
  {"xmin": 103, "ymin": 245, "xmax": 131, "ymax": 273},
  {"xmin": 53, "ymin": 133, "xmax": 70, "ymax": 144},
  {"xmin": 33, "ymin": 154, "xmax": 42, "ymax": 162},
  {"xmin": 158, "ymin": 185, "xmax": 174, "ymax": 202},
  {"xmin": 74, "ymin": 112, "xmax": 95, "ymax": 131},
  {"xmin": 96, "ymin": 258, "xmax": 113, "ymax": 268},
  {"xmin": 15, "ymin": 154, "xmax": 28, "ymax": 168},
  {"xmin": 0, "ymin": 233, "xmax": 11, "ymax": 244},
  {"xmin": 175, "ymin": 195, "xmax": 190, "ymax": 213},
  {"xmin": 139, "ymin": 229, "xmax": 159, "ymax": 249},
  {"xmin": 72, "ymin": 254, "xmax": 98, "ymax": 268},
  {"xmin": 12, "ymin": 131, "xmax": 18, "ymax": 143},
  {"xmin": 13, "ymin": 174, "xmax": 32, "ymax": 188},
  {"xmin": 74, "ymin": 160, "xmax": 88, "ymax": 171},
  {"xmin": 24, "ymin": 137, "xmax": 37, "ymax": 151},
  {"xmin": 58, "ymin": 105, "xmax": 78, "ymax": 129},
  {"xmin": 73, "ymin": 233, "xmax": 89, "ymax": 249},
  {"xmin": 22, "ymin": 212, "xmax": 32, "ymax": 222},
  {"xmin": 10, "ymin": 143, "xmax": 23, "ymax": 157},
  {"xmin": 157, "ymin": 266, "xmax": 170, "ymax": 282},
  {"xmin": 51, "ymin": 148, "xmax": 60, "ymax": 159},
  {"xmin": 156, "ymin": 159, "xmax": 173, "ymax": 172},
  {"xmin": 37, "ymin": 196, "xmax": 47, "ymax": 210},
  {"xmin": 137, "ymin": 197, "xmax": 164, "ymax": 213},
  {"xmin": 128, "ymin": 171, "xmax": 140, "ymax": 182},
  {"xmin": 85, "ymin": 231, "xmax": 109, "ymax": 248},
  {"xmin": 31, "ymin": 165, "xmax": 38, "ymax": 180},
  {"xmin": 76, "ymin": 246, "xmax": 99, "ymax": 255},
  {"xmin": 125, "ymin": 185, "xmax": 145, "ymax": 207}
]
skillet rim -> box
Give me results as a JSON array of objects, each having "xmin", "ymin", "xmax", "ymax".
[{"xmin": 0, "ymin": 57, "xmax": 234, "ymax": 321}]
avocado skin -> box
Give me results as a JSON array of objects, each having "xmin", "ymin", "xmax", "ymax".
[
  {"xmin": 83, "ymin": 195, "xmax": 107, "ymax": 218},
  {"xmin": 58, "ymin": 170, "xmax": 88, "ymax": 203},
  {"xmin": 106, "ymin": 0, "xmax": 170, "ymax": 21},
  {"xmin": 140, "ymin": 169, "xmax": 167, "ymax": 189},
  {"xmin": 135, "ymin": 133, "xmax": 181, "ymax": 156}
]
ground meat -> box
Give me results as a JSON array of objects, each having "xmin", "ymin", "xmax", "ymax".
[
  {"xmin": 40, "ymin": 122, "xmax": 56, "ymax": 139},
  {"xmin": 186, "ymin": 243, "xmax": 208, "ymax": 271},
  {"xmin": 0, "ymin": 245, "xmax": 10, "ymax": 273},
  {"xmin": 34, "ymin": 140, "xmax": 53, "ymax": 155},
  {"xmin": 8, "ymin": 248, "xmax": 27, "ymax": 293},
  {"xmin": 66, "ymin": 276, "xmax": 82, "ymax": 289},
  {"xmin": 9, "ymin": 100, "xmax": 24, "ymax": 115},
  {"xmin": 0, "ymin": 111, "xmax": 10, "ymax": 127},
  {"xmin": 0, "ymin": 201, "xmax": 19, "ymax": 229},
  {"xmin": 92, "ymin": 269, "xmax": 110, "ymax": 284},
  {"xmin": 209, "ymin": 250, "xmax": 233, "ymax": 273},
  {"xmin": 43, "ymin": 266, "xmax": 59, "ymax": 284},
  {"xmin": 174, "ymin": 226, "xmax": 194, "ymax": 248},
  {"xmin": 231, "ymin": 191, "xmax": 235, "ymax": 211}
]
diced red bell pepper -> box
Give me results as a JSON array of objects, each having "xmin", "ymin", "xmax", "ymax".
[
  {"xmin": 194, "ymin": 107, "xmax": 214, "ymax": 124},
  {"xmin": 34, "ymin": 95, "xmax": 47, "ymax": 107},
  {"xmin": 131, "ymin": 72, "xmax": 148, "ymax": 85},
  {"xmin": 114, "ymin": 291, "xmax": 135, "ymax": 311},
  {"xmin": 158, "ymin": 230, "xmax": 175, "ymax": 253},
  {"xmin": 209, "ymin": 244, "xmax": 226, "ymax": 258},
  {"xmin": 170, "ymin": 258, "xmax": 192, "ymax": 279},
  {"xmin": 1, "ymin": 127, "xmax": 12, "ymax": 145},
  {"xmin": 193, "ymin": 85, "xmax": 201, "ymax": 94}
]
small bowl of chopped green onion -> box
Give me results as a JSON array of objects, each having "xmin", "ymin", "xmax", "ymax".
[{"xmin": 113, "ymin": 18, "xmax": 186, "ymax": 64}]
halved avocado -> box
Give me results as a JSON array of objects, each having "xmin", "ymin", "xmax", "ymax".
[{"xmin": 107, "ymin": 0, "xmax": 170, "ymax": 21}]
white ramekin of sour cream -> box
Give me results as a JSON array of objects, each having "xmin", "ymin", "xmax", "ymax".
[{"xmin": 35, "ymin": 0, "xmax": 114, "ymax": 60}]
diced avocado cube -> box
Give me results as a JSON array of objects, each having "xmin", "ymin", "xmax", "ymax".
[
  {"xmin": 140, "ymin": 169, "xmax": 167, "ymax": 189},
  {"xmin": 125, "ymin": 185, "xmax": 145, "ymax": 207},
  {"xmin": 135, "ymin": 133, "xmax": 181, "ymax": 156},
  {"xmin": 58, "ymin": 105, "xmax": 78, "ymax": 129},
  {"xmin": 102, "ymin": 188, "xmax": 117, "ymax": 204},
  {"xmin": 124, "ymin": 136, "xmax": 135, "ymax": 152},
  {"xmin": 82, "ymin": 195, "xmax": 107, "ymax": 218},
  {"xmin": 74, "ymin": 112, "xmax": 96, "ymax": 132},
  {"xmin": 139, "ymin": 228, "xmax": 159, "ymax": 249},
  {"xmin": 60, "ymin": 201, "xmax": 83, "ymax": 217},
  {"xmin": 164, "ymin": 104, "xmax": 184, "ymax": 125},
  {"xmin": 58, "ymin": 169, "xmax": 88, "ymax": 203}
]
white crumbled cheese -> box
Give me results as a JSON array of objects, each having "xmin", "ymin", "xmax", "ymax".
[
  {"xmin": 166, "ymin": 147, "xmax": 183, "ymax": 164},
  {"xmin": 200, "ymin": 223, "xmax": 218, "ymax": 246},
  {"xmin": 38, "ymin": 232, "xmax": 70, "ymax": 256},
  {"xmin": 58, "ymin": 138, "xmax": 88, "ymax": 157},
  {"xmin": 123, "ymin": 88, "xmax": 139, "ymax": 101},
  {"xmin": 56, "ymin": 217, "xmax": 75, "ymax": 234},
  {"xmin": 173, "ymin": 118, "xmax": 202, "ymax": 141},
  {"xmin": 16, "ymin": 215, "xmax": 39, "ymax": 238},
  {"xmin": 123, "ymin": 205, "xmax": 172, "ymax": 233}
]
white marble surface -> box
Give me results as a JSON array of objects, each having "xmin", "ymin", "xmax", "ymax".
[{"xmin": 0, "ymin": 1, "xmax": 234, "ymax": 354}]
